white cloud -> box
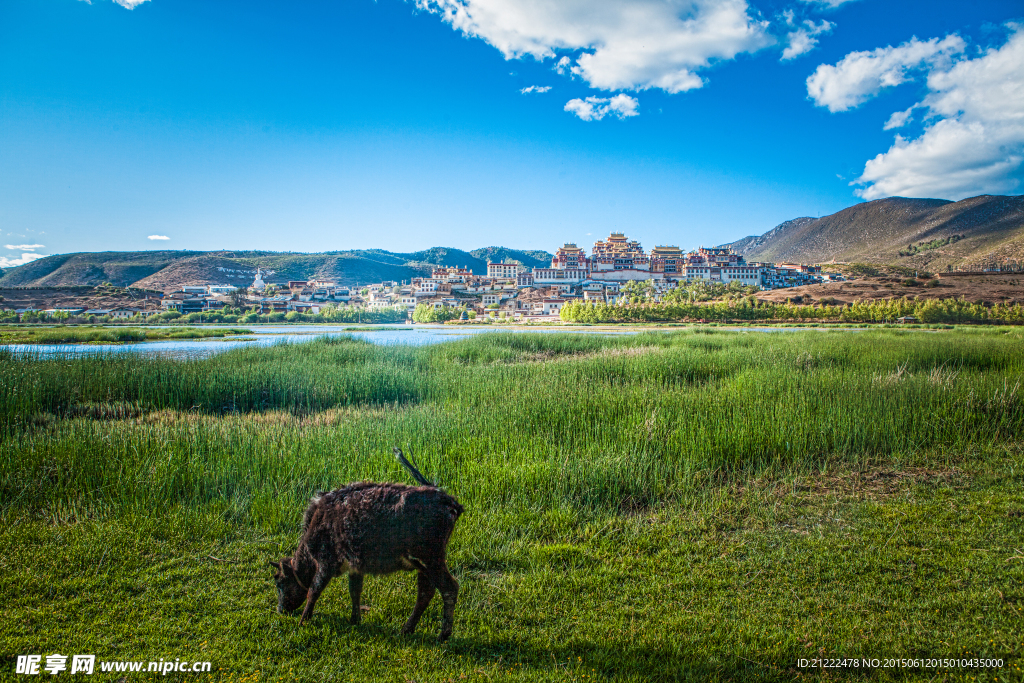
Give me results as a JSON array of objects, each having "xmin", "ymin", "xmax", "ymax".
[
  {"xmin": 147, "ymin": 234, "xmax": 170, "ymax": 240},
  {"xmin": 0, "ymin": 252, "xmax": 46, "ymax": 269},
  {"xmin": 806, "ymin": 35, "xmax": 965, "ymax": 112},
  {"xmin": 882, "ymin": 106, "xmax": 915, "ymax": 130},
  {"xmin": 781, "ymin": 19, "xmax": 833, "ymax": 61},
  {"xmin": 799, "ymin": 0, "xmax": 858, "ymax": 8},
  {"xmin": 854, "ymin": 26, "xmax": 1024, "ymax": 200},
  {"xmin": 113, "ymin": 0, "xmax": 151, "ymax": 8},
  {"xmin": 520, "ymin": 85, "xmax": 552, "ymax": 94},
  {"xmin": 413, "ymin": 0, "xmax": 772, "ymax": 93},
  {"xmin": 564, "ymin": 94, "xmax": 639, "ymax": 121},
  {"xmin": 4, "ymin": 244, "xmax": 45, "ymax": 250}
]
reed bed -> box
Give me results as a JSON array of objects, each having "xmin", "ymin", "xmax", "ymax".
[{"xmin": 2, "ymin": 328, "xmax": 1021, "ymax": 526}]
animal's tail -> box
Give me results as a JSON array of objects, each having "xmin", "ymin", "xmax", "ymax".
[{"xmin": 393, "ymin": 448, "xmax": 434, "ymax": 487}]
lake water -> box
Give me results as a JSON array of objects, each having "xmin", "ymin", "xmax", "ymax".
[
  {"xmin": 1, "ymin": 323, "xmax": 854, "ymax": 358},
  {"xmin": 1, "ymin": 324, "xmax": 640, "ymax": 357}
]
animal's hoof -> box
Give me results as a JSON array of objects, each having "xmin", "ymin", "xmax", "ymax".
[
  {"xmin": 400, "ymin": 625, "xmax": 415, "ymax": 635},
  {"xmin": 438, "ymin": 631, "xmax": 452, "ymax": 643},
  {"xmin": 350, "ymin": 616, "xmax": 361, "ymax": 626}
]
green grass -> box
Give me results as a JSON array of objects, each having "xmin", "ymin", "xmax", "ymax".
[
  {"xmin": 1, "ymin": 330, "xmax": 1022, "ymax": 681},
  {"xmin": 0, "ymin": 325, "xmax": 251, "ymax": 345}
]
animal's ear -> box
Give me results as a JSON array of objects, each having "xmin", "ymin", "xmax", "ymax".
[{"xmin": 268, "ymin": 560, "xmax": 280, "ymax": 571}]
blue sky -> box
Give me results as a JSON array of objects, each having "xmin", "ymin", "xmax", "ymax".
[{"xmin": 1, "ymin": 0, "xmax": 1021, "ymax": 267}]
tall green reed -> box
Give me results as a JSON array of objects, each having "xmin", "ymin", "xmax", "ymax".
[{"xmin": 1, "ymin": 330, "xmax": 1020, "ymax": 528}]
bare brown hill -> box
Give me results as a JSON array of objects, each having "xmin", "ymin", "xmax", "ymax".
[
  {"xmin": 0, "ymin": 286, "xmax": 164, "ymax": 313},
  {"xmin": 720, "ymin": 194, "xmax": 1024, "ymax": 269}
]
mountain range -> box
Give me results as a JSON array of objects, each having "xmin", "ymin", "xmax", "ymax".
[
  {"xmin": 2, "ymin": 194, "xmax": 1022, "ymax": 291},
  {"xmin": 718, "ymin": 194, "xmax": 1024, "ymax": 268},
  {"xmin": 0, "ymin": 247, "xmax": 553, "ymax": 291}
]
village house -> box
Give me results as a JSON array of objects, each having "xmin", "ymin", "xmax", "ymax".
[
  {"xmin": 416, "ymin": 279, "xmax": 442, "ymax": 295},
  {"xmin": 486, "ymin": 261, "xmax": 525, "ymax": 279},
  {"xmin": 432, "ymin": 266, "xmax": 473, "ymax": 283},
  {"xmin": 286, "ymin": 302, "xmax": 321, "ymax": 314},
  {"xmin": 481, "ymin": 292, "xmax": 511, "ymax": 306},
  {"xmin": 680, "ymin": 247, "xmax": 763, "ymax": 286},
  {"xmin": 538, "ymin": 298, "xmax": 566, "ymax": 316},
  {"xmin": 108, "ymin": 307, "xmax": 152, "ymax": 320},
  {"xmin": 255, "ymin": 295, "xmax": 290, "ymax": 313}
]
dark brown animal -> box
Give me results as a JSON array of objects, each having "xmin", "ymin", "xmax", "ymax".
[{"xmin": 270, "ymin": 449, "xmax": 464, "ymax": 641}]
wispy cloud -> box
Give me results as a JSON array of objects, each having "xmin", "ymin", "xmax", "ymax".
[
  {"xmin": 800, "ymin": 0, "xmax": 858, "ymax": 8},
  {"xmin": 5, "ymin": 244, "xmax": 45, "ymax": 250},
  {"xmin": 883, "ymin": 106, "xmax": 916, "ymax": 130},
  {"xmin": 147, "ymin": 235, "xmax": 171, "ymax": 241},
  {"xmin": 781, "ymin": 19, "xmax": 833, "ymax": 60},
  {"xmin": 520, "ymin": 85, "xmax": 552, "ymax": 94},
  {"xmin": 0, "ymin": 253, "xmax": 46, "ymax": 269},
  {"xmin": 82, "ymin": 0, "xmax": 153, "ymax": 7},
  {"xmin": 564, "ymin": 94, "xmax": 639, "ymax": 121}
]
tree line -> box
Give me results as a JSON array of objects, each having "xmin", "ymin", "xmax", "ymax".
[
  {"xmin": 3, "ymin": 304, "xmax": 410, "ymax": 325},
  {"xmin": 560, "ymin": 297, "xmax": 1024, "ymax": 325}
]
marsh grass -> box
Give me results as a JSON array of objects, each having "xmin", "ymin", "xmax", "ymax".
[{"xmin": 1, "ymin": 329, "xmax": 1022, "ymax": 681}]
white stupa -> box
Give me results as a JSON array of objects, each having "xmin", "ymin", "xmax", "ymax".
[{"xmin": 252, "ymin": 267, "xmax": 266, "ymax": 292}]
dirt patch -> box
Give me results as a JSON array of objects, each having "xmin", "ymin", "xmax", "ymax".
[
  {"xmin": 0, "ymin": 286, "xmax": 164, "ymax": 312},
  {"xmin": 789, "ymin": 466, "xmax": 970, "ymax": 500},
  {"xmin": 139, "ymin": 404, "xmax": 416, "ymax": 429},
  {"xmin": 755, "ymin": 274, "xmax": 1024, "ymax": 307}
]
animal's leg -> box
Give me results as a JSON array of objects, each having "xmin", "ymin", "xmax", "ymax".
[
  {"xmin": 426, "ymin": 564, "xmax": 459, "ymax": 642},
  {"xmin": 298, "ymin": 567, "xmax": 333, "ymax": 626},
  {"xmin": 400, "ymin": 571, "xmax": 436, "ymax": 635},
  {"xmin": 348, "ymin": 573, "xmax": 364, "ymax": 625}
]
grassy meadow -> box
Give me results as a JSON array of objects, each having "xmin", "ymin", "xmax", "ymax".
[
  {"xmin": 0, "ymin": 326, "xmax": 251, "ymax": 345},
  {"xmin": 1, "ymin": 329, "xmax": 1022, "ymax": 681}
]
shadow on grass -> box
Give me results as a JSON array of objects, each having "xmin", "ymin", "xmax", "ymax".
[{"xmin": 311, "ymin": 612, "xmax": 798, "ymax": 682}]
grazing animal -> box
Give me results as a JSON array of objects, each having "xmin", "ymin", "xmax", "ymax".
[{"xmin": 270, "ymin": 448, "xmax": 464, "ymax": 641}]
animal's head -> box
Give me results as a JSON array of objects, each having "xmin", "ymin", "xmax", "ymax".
[{"xmin": 269, "ymin": 558, "xmax": 307, "ymax": 614}]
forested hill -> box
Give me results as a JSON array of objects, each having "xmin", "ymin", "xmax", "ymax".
[
  {"xmin": 0, "ymin": 246, "xmax": 553, "ymax": 291},
  {"xmin": 718, "ymin": 194, "xmax": 1024, "ymax": 268}
]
